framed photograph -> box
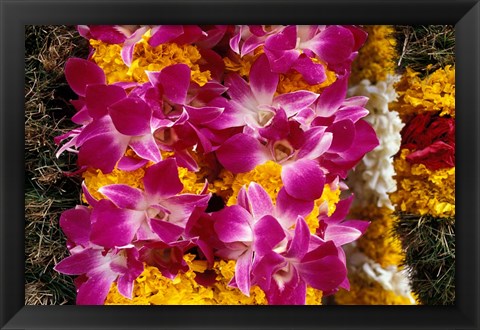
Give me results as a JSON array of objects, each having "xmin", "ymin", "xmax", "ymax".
[{"xmin": 2, "ymin": 0, "xmax": 479, "ymax": 329}]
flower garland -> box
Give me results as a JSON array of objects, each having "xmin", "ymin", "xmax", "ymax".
[
  {"xmin": 390, "ymin": 65, "xmax": 455, "ymax": 218},
  {"xmin": 54, "ymin": 25, "xmax": 379, "ymax": 305},
  {"xmin": 390, "ymin": 65, "xmax": 455, "ymax": 305},
  {"xmin": 334, "ymin": 25, "xmax": 416, "ymax": 305}
]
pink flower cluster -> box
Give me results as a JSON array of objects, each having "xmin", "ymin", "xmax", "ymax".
[{"xmin": 54, "ymin": 25, "xmax": 378, "ymax": 305}]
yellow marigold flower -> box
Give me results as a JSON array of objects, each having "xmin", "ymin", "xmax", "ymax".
[
  {"xmin": 334, "ymin": 272, "xmax": 413, "ymax": 305},
  {"xmin": 390, "ymin": 149, "xmax": 455, "ymax": 217},
  {"xmin": 350, "ymin": 25, "xmax": 397, "ymax": 85},
  {"xmin": 90, "ymin": 32, "xmax": 211, "ymax": 86},
  {"xmin": 223, "ymin": 53, "xmax": 260, "ymax": 78},
  {"xmin": 352, "ymin": 206, "xmax": 404, "ymax": 268},
  {"xmin": 226, "ymin": 161, "xmax": 283, "ymax": 206},
  {"xmin": 391, "ymin": 66, "xmax": 455, "ymax": 119},
  {"xmin": 105, "ymin": 254, "xmax": 323, "ymax": 305},
  {"xmin": 276, "ymin": 60, "xmax": 337, "ymax": 95},
  {"xmin": 304, "ymin": 184, "xmax": 341, "ymax": 233}
]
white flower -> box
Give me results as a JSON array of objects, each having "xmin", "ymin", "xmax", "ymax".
[{"xmin": 347, "ymin": 75, "xmax": 404, "ymax": 209}]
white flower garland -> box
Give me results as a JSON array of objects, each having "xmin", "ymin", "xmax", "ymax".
[
  {"xmin": 347, "ymin": 75, "xmax": 404, "ymax": 209},
  {"xmin": 343, "ymin": 75, "xmax": 415, "ymax": 304}
]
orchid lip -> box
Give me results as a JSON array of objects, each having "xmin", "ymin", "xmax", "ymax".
[
  {"xmin": 154, "ymin": 127, "xmax": 177, "ymax": 145},
  {"xmin": 258, "ymin": 110, "xmax": 275, "ymax": 126},
  {"xmin": 272, "ymin": 140, "xmax": 295, "ymax": 163}
]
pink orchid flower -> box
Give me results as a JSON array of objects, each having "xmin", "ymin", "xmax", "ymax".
[
  {"xmin": 55, "ymin": 58, "xmax": 163, "ymax": 173},
  {"xmin": 215, "ymin": 54, "xmax": 318, "ymax": 136},
  {"xmin": 298, "ymin": 73, "xmax": 380, "ymax": 180},
  {"xmin": 212, "ymin": 183, "xmax": 287, "ymax": 296},
  {"xmin": 55, "ymin": 246, "xmax": 144, "ymax": 305},
  {"xmin": 142, "ymin": 64, "xmax": 227, "ymax": 157},
  {"xmin": 212, "ymin": 182, "xmax": 340, "ymax": 299},
  {"xmin": 216, "ymin": 119, "xmax": 333, "ymax": 201},
  {"xmin": 263, "ymin": 25, "xmax": 367, "ymax": 83},
  {"xmin": 55, "ymin": 205, "xmax": 144, "ymax": 305},
  {"xmin": 84, "ymin": 158, "xmax": 210, "ymax": 247},
  {"xmin": 316, "ymin": 195, "xmax": 370, "ymax": 246},
  {"xmin": 253, "ymin": 217, "xmax": 347, "ymax": 305}
]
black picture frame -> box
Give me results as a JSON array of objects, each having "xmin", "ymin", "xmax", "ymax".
[{"xmin": 1, "ymin": 0, "xmax": 479, "ymax": 329}]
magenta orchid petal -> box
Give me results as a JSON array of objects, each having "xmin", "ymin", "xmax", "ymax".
[
  {"xmin": 160, "ymin": 193, "xmax": 210, "ymax": 226},
  {"xmin": 273, "ymin": 90, "xmax": 319, "ymax": 117},
  {"xmin": 85, "ymin": 84, "xmax": 127, "ymax": 119},
  {"xmin": 213, "ymin": 205, "xmax": 254, "ymax": 243},
  {"xmin": 292, "ymin": 55, "xmax": 327, "ymax": 85},
  {"xmin": 82, "ymin": 181, "xmax": 99, "ymax": 208},
  {"xmin": 275, "ymin": 188, "xmax": 314, "ymax": 229},
  {"xmin": 224, "ymin": 74, "xmax": 258, "ymax": 115},
  {"xmin": 281, "ymin": 160, "xmax": 325, "ymax": 201},
  {"xmin": 76, "ymin": 116, "xmax": 116, "ymax": 146},
  {"xmin": 308, "ymin": 25, "xmax": 354, "ymax": 64},
  {"xmin": 298, "ymin": 254, "xmax": 347, "ymax": 292},
  {"xmin": 108, "ymin": 97, "xmax": 152, "ymax": 136},
  {"xmin": 78, "ymin": 133, "xmax": 130, "ymax": 174},
  {"xmin": 159, "ymin": 64, "xmax": 191, "ymax": 105},
  {"xmin": 264, "ymin": 48, "xmax": 300, "ymax": 73},
  {"xmin": 149, "ymin": 25, "xmax": 184, "ymax": 47},
  {"xmin": 59, "ymin": 206, "xmax": 91, "ymax": 247},
  {"xmin": 65, "ymin": 58, "xmax": 106, "ymax": 97},
  {"xmin": 285, "ymin": 217, "xmax": 310, "ymax": 260},
  {"xmin": 90, "ymin": 200, "xmax": 145, "ymax": 248},
  {"xmin": 252, "ymin": 252, "xmax": 285, "ymax": 291},
  {"xmin": 229, "ymin": 26, "xmax": 243, "ymax": 54},
  {"xmin": 148, "ymin": 218, "xmax": 185, "ymax": 243},
  {"xmin": 98, "ymin": 184, "xmax": 148, "ymax": 210},
  {"xmin": 315, "ymin": 74, "xmax": 349, "ymax": 117},
  {"xmin": 333, "ymin": 106, "xmax": 369, "ymax": 123},
  {"xmin": 183, "ymin": 105, "xmax": 224, "ymax": 125},
  {"xmin": 241, "ymin": 35, "xmax": 266, "ymax": 56},
  {"xmin": 54, "ymin": 249, "xmax": 105, "ymax": 275},
  {"xmin": 237, "ymin": 186, "xmax": 250, "ymax": 212},
  {"xmin": 322, "ymin": 195, "xmax": 354, "ymax": 223},
  {"xmin": 76, "ymin": 272, "xmax": 117, "ymax": 305},
  {"xmin": 216, "ymin": 133, "xmax": 270, "ymax": 173},
  {"xmin": 117, "ymin": 156, "xmax": 149, "ymax": 171},
  {"xmin": 296, "ymin": 127, "xmax": 332, "ymax": 160},
  {"xmin": 71, "ymin": 107, "xmax": 91, "ymax": 125},
  {"xmin": 327, "ymin": 119, "xmax": 356, "ymax": 153},
  {"xmin": 129, "ymin": 134, "xmax": 162, "ymax": 163},
  {"xmin": 253, "ymin": 215, "xmax": 286, "ymax": 255},
  {"xmin": 234, "ymin": 249, "xmax": 254, "ymax": 296},
  {"xmin": 249, "ymin": 54, "xmax": 279, "ymax": 106},
  {"xmin": 323, "ymin": 224, "xmax": 365, "ymax": 246},
  {"xmin": 246, "ymin": 182, "xmax": 274, "ymax": 220},
  {"xmin": 265, "ymin": 25, "xmax": 297, "ymax": 50},
  {"xmin": 143, "ymin": 158, "xmax": 183, "ymax": 200},
  {"xmin": 121, "ymin": 26, "xmax": 149, "ymax": 67},
  {"xmin": 258, "ymin": 108, "xmax": 289, "ymax": 141},
  {"xmin": 173, "ymin": 149, "xmax": 199, "ymax": 171},
  {"xmin": 342, "ymin": 95, "xmax": 369, "ymax": 108},
  {"xmin": 87, "ymin": 25, "xmax": 127, "ymax": 43},
  {"xmin": 115, "ymin": 249, "xmax": 144, "ymax": 298}
]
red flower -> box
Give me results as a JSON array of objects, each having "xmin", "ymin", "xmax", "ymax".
[
  {"xmin": 401, "ymin": 113, "xmax": 455, "ymax": 170},
  {"xmin": 406, "ymin": 141, "xmax": 455, "ymax": 170}
]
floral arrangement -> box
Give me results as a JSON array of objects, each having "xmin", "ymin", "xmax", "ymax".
[{"xmin": 53, "ymin": 25, "xmax": 380, "ymax": 305}]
